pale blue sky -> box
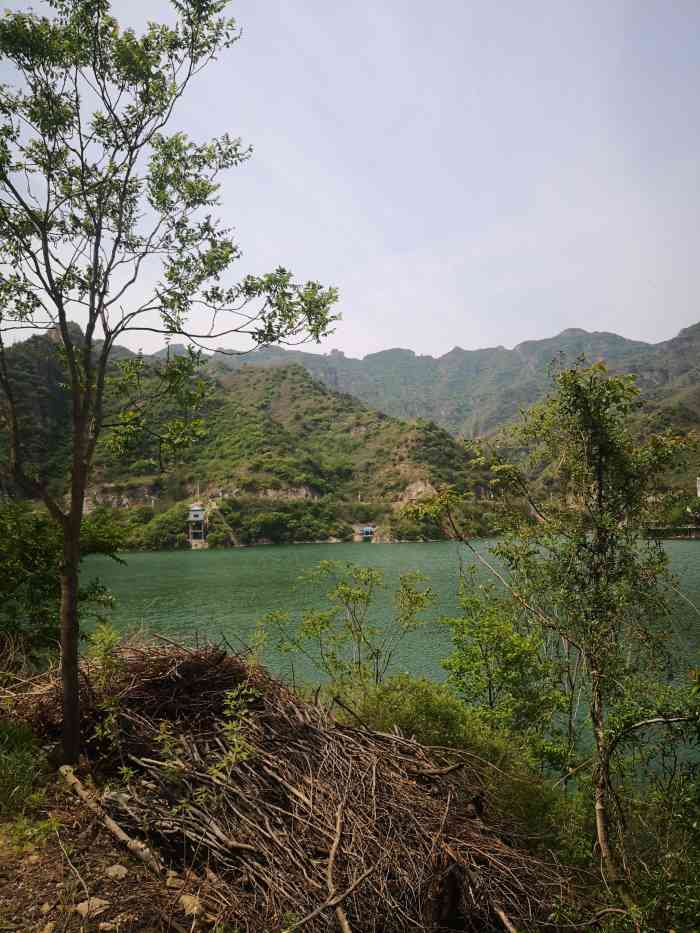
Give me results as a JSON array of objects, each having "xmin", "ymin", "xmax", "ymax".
[{"xmin": 3, "ymin": 1, "xmax": 700, "ymax": 356}]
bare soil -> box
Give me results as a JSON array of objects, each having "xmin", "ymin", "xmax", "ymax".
[{"xmin": 0, "ymin": 782, "xmax": 198, "ymax": 933}]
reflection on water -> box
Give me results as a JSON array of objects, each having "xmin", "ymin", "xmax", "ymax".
[{"xmin": 85, "ymin": 540, "xmax": 700, "ymax": 683}]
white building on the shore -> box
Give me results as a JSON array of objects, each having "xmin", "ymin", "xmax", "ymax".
[{"xmin": 188, "ymin": 501, "xmax": 208, "ymax": 549}]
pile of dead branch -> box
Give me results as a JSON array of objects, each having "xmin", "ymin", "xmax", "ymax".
[{"xmin": 10, "ymin": 641, "xmax": 574, "ymax": 931}]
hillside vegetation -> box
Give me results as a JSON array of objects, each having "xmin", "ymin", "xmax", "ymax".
[
  {"xmin": 1, "ymin": 330, "xmax": 490, "ymax": 545},
  {"xmin": 4, "ymin": 321, "xmax": 698, "ymax": 549},
  {"xmin": 91, "ymin": 364, "xmax": 489, "ymax": 546}
]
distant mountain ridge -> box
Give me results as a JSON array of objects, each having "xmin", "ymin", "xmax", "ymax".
[
  {"xmin": 203, "ymin": 322, "xmax": 700, "ymax": 437},
  {"xmin": 5, "ymin": 321, "xmax": 700, "ymax": 483}
]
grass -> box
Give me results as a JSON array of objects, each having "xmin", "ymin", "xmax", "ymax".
[
  {"xmin": 1, "ymin": 813, "xmax": 60, "ymax": 853},
  {"xmin": 0, "ymin": 720, "xmax": 47, "ymax": 819}
]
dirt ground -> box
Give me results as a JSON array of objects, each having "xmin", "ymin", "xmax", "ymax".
[{"xmin": 0, "ymin": 781, "xmax": 209, "ymax": 933}]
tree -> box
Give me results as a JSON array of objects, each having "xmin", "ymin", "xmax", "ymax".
[
  {"xmin": 443, "ymin": 574, "xmax": 566, "ymax": 763},
  {"xmin": 0, "ymin": 0, "xmax": 338, "ymax": 763},
  {"xmin": 258, "ymin": 561, "xmax": 436, "ymax": 695},
  {"xmin": 427, "ymin": 362, "xmax": 699, "ymax": 916}
]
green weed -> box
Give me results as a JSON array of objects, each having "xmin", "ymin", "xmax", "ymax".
[{"xmin": 0, "ymin": 721, "xmax": 47, "ymax": 818}]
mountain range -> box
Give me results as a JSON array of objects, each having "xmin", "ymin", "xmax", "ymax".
[
  {"xmin": 203, "ymin": 321, "xmax": 700, "ymax": 437},
  {"xmin": 2, "ymin": 320, "xmax": 698, "ymax": 545}
]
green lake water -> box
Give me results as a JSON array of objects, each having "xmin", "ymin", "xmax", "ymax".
[{"xmin": 85, "ymin": 540, "xmax": 700, "ymax": 683}]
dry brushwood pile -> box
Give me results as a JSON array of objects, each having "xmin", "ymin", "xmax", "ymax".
[{"xmin": 11, "ymin": 642, "xmax": 573, "ymax": 931}]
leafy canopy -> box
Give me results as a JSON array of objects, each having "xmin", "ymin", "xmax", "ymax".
[{"xmin": 0, "ymin": 0, "xmax": 338, "ymax": 499}]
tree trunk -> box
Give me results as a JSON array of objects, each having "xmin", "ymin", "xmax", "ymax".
[
  {"xmin": 590, "ymin": 673, "xmax": 636, "ymax": 913},
  {"xmin": 59, "ymin": 537, "xmax": 81, "ymax": 764},
  {"xmin": 590, "ymin": 674, "xmax": 616, "ymax": 874}
]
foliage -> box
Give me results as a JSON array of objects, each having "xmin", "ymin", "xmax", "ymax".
[
  {"xmin": 0, "ymin": 500, "xmax": 118, "ymax": 672},
  {"xmin": 656, "ymin": 491, "xmax": 700, "ymax": 527},
  {"xmin": 0, "ymin": 502, "xmax": 63, "ymax": 665},
  {"xmin": 428, "ymin": 361, "xmax": 700, "ymax": 917},
  {"xmin": 0, "ymin": 332, "xmax": 72, "ymax": 490},
  {"xmin": 1, "ymin": 339, "xmax": 497, "ymax": 545},
  {"xmin": 101, "ymin": 349, "xmax": 213, "ymax": 472},
  {"xmin": 349, "ymin": 675, "xmax": 566, "ymax": 848},
  {"xmin": 443, "ymin": 574, "xmax": 565, "ymax": 759},
  {"xmin": 209, "ymin": 683, "xmax": 257, "ymax": 777},
  {"xmin": 388, "ymin": 507, "xmax": 444, "ymax": 541},
  {"xmin": 258, "ymin": 561, "xmax": 436, "ymax": 692},
  {"xmin": 133, "ymin": 502, "xmax": 190, "ymax": 550},
  {"xmin": 0, "ymin": 0, "xmax": 338, "ymax": 763},
  {"xmin": 0, "ymin": 721, "xmax": 46, "ymax": 818},
  {"xmin": 220, "ymin": 495, "xmax": 353, "ymax": 545},
  {"xmin": 86, "ymin": 622, "xmax": 127, "ymax": 750},
  {"xmin": 593, "ymin": 763, "xmax": 700, "ymax": 931}
]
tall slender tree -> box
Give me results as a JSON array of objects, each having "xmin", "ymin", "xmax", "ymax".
[
  {"xmin": 0, "ymin": 0, "xmax": 338, "ymax": 763},
  {"xmin": 429, "ymin": 362, "xmax": 699, "ymax": 915}
]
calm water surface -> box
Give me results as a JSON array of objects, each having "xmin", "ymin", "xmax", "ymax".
[{"xmin": 86, "ymin": 540, "xmax": 700, "ymax": 682}]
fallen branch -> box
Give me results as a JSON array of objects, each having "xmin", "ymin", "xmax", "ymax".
[
  {"xmin": 285, "ymin": 864, "xmax": 378, "ymax": 932},
  {"xmin": 55, "ymin": 828, "xmax": 90, "ymax": 902},
  {"xmin": 327, "ymin": 792, "xmax": 353, "ymax": 933},
  {"xmin": 59, "ymin": 765, "xmax": 163, "ymax": 876}
]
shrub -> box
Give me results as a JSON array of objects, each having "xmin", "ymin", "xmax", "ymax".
[
  {"xmin": 138, "ymin": 503, "xmax": 190, "ymax": 550},
  {"xmin": 389, "ymin": 510, "xmax": 444, "ymax": 541},
  {"xmin": 220, "ymin": 496, "xmax": 351, "ymax": 546},
  {"xmin": 207, "ymin": 531, "xmax": 228, "ymax": 548},
  {"xmin": 0, "ymin": 501, "xmax": 119, "ymax": 672},
  {"xmin": 0, "ymin": 503, "xmax": 61, "ymax": 670},
  {"xmin": 129, "ymin": 458, "xmax": 159, "ymax": 475},
  {"xmin": 349, "ymin": 675, "xmax": 565, "ymax": 845}
]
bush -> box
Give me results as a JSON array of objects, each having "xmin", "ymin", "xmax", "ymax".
[
  {"xmin": 389, "ymin": 510, "xmax": 444, "ymax": 541},
  {"xmin": 220, "ymin": 496, "xmax": 351, "ymax": 545},
  {"xmin": 349, "ymin": 675, "xmax": 566, "ymax": 845},
  {"xmin": 0, "ymin": 502, "xmax": 61, "ymax": 669},
  {"xmin": 207, "ymin": 531, "xmax": 228, "ymax": 548},
  {"xmin": 352, "ymin": 674, "xmax": 505, "ymax": 752},
  {"xmin": 137, "ymin": 503, "xmax": 190, "ymax": 550},
  {"xmin": 129, "ymin": 458, "xmax": 159, "ymax": 475},
  {"xmin": 344, "ymin": 500, "xmax": 391, "ymax": 523},
  {"xmin": 0, "ymin": 721, "xmax": 46, "ymax": 817}
]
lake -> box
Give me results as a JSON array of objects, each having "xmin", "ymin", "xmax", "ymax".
[{"xmin": 85, "ymin": 540, "xmax": 700, "ymax": 683}]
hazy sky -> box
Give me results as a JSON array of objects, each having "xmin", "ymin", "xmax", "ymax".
[{"xmin": 3, "ymin": 1, "xmax": 700, "ymax": 357}]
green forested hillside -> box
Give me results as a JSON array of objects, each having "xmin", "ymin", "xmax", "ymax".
[
  {"xmin": 3, "ymin": 320, "xmax": 699, "ymax": 549},
  {"xmin": 92, "ymin": 363, "xmax": 477, "ymax": 500},
  {"xmin": 1, "ymin": 330, "xmax": 489, "ymax": 545},
  {"xmin": 0, "ymin": 330, "xmax": 73, "ymax": 494},
  {"xmin": 89, "ymin": 363, "xmax": 486, "ymax": 545}
]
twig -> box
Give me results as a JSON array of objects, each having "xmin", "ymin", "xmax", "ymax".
[
  {"xmin": 494, "ymin": 906, "xmax": 519, "ymax": 932},
  {"xmin": 331, "ymin": 694, "xmax": 371, "ymax": 731},
  {"xmin": 153, "ymin": 633, "xmax": 198, "ymax": 656},
  {"xmin": 327, "ymin": 788, "xmax": 353, "ymax": 933},
  {"xmin": 55, "ymin": 828, "xmax": 90, "ymax": 902},
  {"xmin": 284, "ymin": 863, "xmax": 378, "ymax": 932}
]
